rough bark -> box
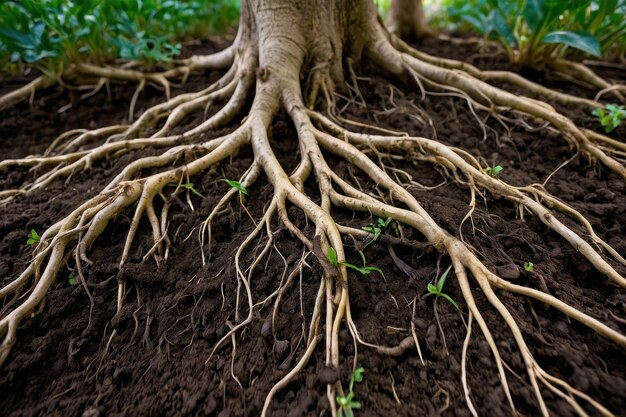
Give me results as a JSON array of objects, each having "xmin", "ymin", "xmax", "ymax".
[{"xmin": 386, "ymin": 0, "xmax": 433, "ymax": 40}]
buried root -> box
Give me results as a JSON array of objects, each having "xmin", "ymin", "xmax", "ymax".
[{"xmin": 1, "ymin": 1, "xmax": 626, "ymax": 416}]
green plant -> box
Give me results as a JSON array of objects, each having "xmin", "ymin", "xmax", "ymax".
[
  {"xmin": 0, "ymin": 0, "xmax": 241, "ymax": 75},
  {"xmin": 222, "ymin": 179, "xmax": 249, "ymax": 196},
  {"xmin": 592, "ymin": 104, "xmax": 625, "ymax": 133},
  {"xmin": 26, "ymin": 229, "xmax": 40, "ymax": 245},
  {"xmin": 336, "ymin": 367, "xmax": 364, "ymax": 417},
  {"xmin": 484, "ymin": 164, "xmax": 503, "ymax": 177},
  {"xmin": 362, "ymin": 217, "xmax": 392, "ymax": 247},
  {"xmin": 182, "ymin": 181, "xmax": 203, "ymax": 197},
  {"xmin": 524, "ymin": 261, "xmax": 535, "ymax": 272},
  {"xmin": 68, "ymin": 273, "xmax": 77, "ymax": 286},
  {"xmin": 441, "ymin": 0, "xmax": 626, "ymax": 65},
  {"xmin": 327, "ymin": 247, "xmax": 384, "ymax": 278},
  {"xmin": 424, "ymin": 265, "xmax": 459, "ymax": 310}
]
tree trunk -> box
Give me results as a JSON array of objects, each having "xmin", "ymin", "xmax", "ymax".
[
  {"xmin": 385, "ymin": 0, "xmax": 432, "ymax": 40},
  {"xmin": 240, "ymin": 0, "xmax": 388, "ymax": 98}
]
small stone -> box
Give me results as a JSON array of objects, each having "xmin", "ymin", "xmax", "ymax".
[
  {"xmin": 274, "ymin": 340, "xmax": 290, "ymax": 359},
  {"xmin": 496, "ymin": 263, "xmax": 520, "ymax": 280},
  {"xmin": 261, "ymin": 320, "xmax": 272, "ymax": 339}
]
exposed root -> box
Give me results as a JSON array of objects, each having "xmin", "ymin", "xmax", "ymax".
[{"xmin": 2, "ymin": 4, "xmax": 625, "ymax": 417}]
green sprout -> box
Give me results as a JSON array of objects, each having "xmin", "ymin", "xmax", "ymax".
[
  {"xmin": 592, "ymin": 105, "xmax": 625, "ymax": 133},
  {"xmin": 182, "ymin": 181, "xmax": 203, "ymax": 197},
  {"xmin": 326, "ymin": 247, "xmax": 384, "ymax": 279},
  {"xmin": 361, "ymin": 217, "xmax": 392, "ymax": 247},
  {"xmin": 68, "ymin": 273, "xmax": 77, "ymax": 286},
  {"xmin": 26, "ymin": 229, "xmax": 40, "ymax": 245},
  {"xmin": 524, "ymin": 262, "xmax": 534, "ymax": 273},
  {"xmin": 484, "ymin": 164, "xmax": 503, "ymax": 177},
  {"xmin": 336, "ymin": 367, "xmax": 365, "ymax": 417},
  {"xmin": 424, "ymin": 265, "xmax": 459, "ymax": 310},
  {"xmin": 222, "ymin": 179, "xmax": 249, "ymax": 196}
]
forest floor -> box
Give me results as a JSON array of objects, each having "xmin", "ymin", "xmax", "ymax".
[{"xmin": 1, "ymin": 36, "xmax": 625, "ymax": 417}]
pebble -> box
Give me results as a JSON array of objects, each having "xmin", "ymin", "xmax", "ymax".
[{"xmin": 496, "ymin": 263, "xmax": 520, "ymax": 280}]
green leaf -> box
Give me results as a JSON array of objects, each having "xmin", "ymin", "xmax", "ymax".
[
  {"xmin": 182, "ymin": 182, "xmax": 203, "ymax": 197},
  {"xmin": 427, "ymin": 283, "xmax": 439, "ymax": 295},
  {"xmin": 485, "ymin": 165, "xmax": 503, "ymax": 176},
  {"xmin": 327, "ymin": 247, "xmax": 338, "ymax": 267},
  {"xmin": 378, "ymin": 217, "xmax": 392, "ymax": 228},
  {"xmin": 592, "ymin": 108, "xmax": 605, "ymax": 117},
  {"xmin": 440, "ymin": 293, "xmax": 460, "ymax": 310},
  {"xmin": 68, "ymin": 273, "xmax": 77, "ymax": 286},
  {"xmin": 222, "ymin": 179, "xmax": 249, "ymax": 196},
  {"xmin": 542, "ymin": 31, "xmax": 602, "ymax": 57},
  {"xmin": 524, "ymin": 262, "xmax": 534, "ymax": 272},
  {"xmin": 350, "ymin": 401, "xmax": 362, "ymax": 409},
  {"xmin": 489, "ymin": 9, "xmax": 516, "ymax": 46},
  {"xmin": 436, "ymin": 265, "xmax": 452, "ymax": 292},
  {"xmin": 336, "ymin": 395, "xmax": 349, "ymax": 407},
  {"xmin": 26, "ymin": 229, "xmax": 40, "ymax": 245},
  {"xmin": 352, "ymin": 367, "xmax": 365, "ymax": 383},
  {"xmin": 523, "ymin": 0, "xmax": 544, "ymax": 32}
]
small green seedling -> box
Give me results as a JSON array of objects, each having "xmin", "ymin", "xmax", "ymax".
[
  {"xmin": 362, "ymin": 217, "xmax": 392, "ymax": 247},
  {"xmin": 524, "ymin": 262, "xmax": 534, "ymax": 273},
  {"xmin": 424, "ymin": 265, "xmax": 459, "ymax": 310},
  {"xmin": 68, "ymin": 273, "xmax": 77, "ymax": 286},
  {"xmin": 336, "ymin": 367, "xmax": 364, "ymax": 417},
  {"xmin": 222, "ymin": 179, "xmax": 249, "ymax": 196},
  {"xmin": 484, "ymin": 164, "xmax": 503, "ymax": 177},
  {"xmin": 327, "ymin": 247, "xmax": 384, "ymax": 279},
  {"xmin": 26, "ymin": 229, "xmax": 40, "ymax": 245},
  {"xmin": 592, "ymin": 104, "xmax": 625, "ymax": 133},
  {"xmin": 182, "ymin": 182, "xmax": 203, "ymax": 198}
]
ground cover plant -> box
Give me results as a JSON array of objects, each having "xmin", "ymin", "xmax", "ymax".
[
  {"xmin": 439, "ymin": 0, "xmax": 626, "ymax": 97},
  {"xmin": 1, "ymin": 1, "xmax": 626, "ymax": 416}
]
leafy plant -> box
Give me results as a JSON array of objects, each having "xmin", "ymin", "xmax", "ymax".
[
  {"xmin": 68, "ymin": 273, "xmax": 77, "ymax": 286},
  {"xmin": 592, "ymin": 104, "xmax": 625, "ymax": 133},
  {"xmin": 222, "ymin": 179, "xmax": 249, "ymax": 196},
  {"xmin": 484, "ymin": 164, "xmax": 503, "ymax": 177},
  {"xmin": 424, "ymin": 265, "xmax": 459, "ymax": 310},
  {"xmin": 326, "ymin": 247, "xmax": 384, "ymax": 279},
  {"xmin": 336, "ymin": 367, "xmax": 365, "ymax": 417},
  {"xmin": 440, "ymin": 0, "xmax": 626, "ymax": 66},
  {"xmin": 524, "ymin": 261, "xmax": 535, "ymax": 272},
  {"xmin": 0, "ymin": 0, "xmax": 241, "ymax": 75},
  {"xmin": 362, "ymin": 217, "xmax": 392, "ymax": 247},
  {"xmin": 26, "ymin": 229, "xmax": 40, "ymax": 245},
  {"xmin": 182, "ymin": 181, "xmax": 203, "ymax": 197}
]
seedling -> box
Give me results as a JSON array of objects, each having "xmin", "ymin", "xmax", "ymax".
[
  {"xmin": 484, "ymin": 164, "xmax": 503, "ymax": 177},
  {"xmin": 182, "ymin": 181, "xmax": 203, "ymax": 197},
  {"xmin": 424, "ymin": 265, "xmax": 459, "ymax": 310},
  {"xmin": 68, "ymin": 273, "xmax": 77, "ymax": 286},
  {"xmin": 592, "ymin": 105, "xmax": 625, "ymax": 133},
  {"xmin": 362, "ymin": 217, "xmax": 392, "ymax": 247},
  {"xmin": 524, "ymin": 262, "xmax": 534, "ymax": 273},
  {"xmin": 222, "ymin": 179, "xmax": 249, "ymax": 196},
  {"xmin": 326, "ymin": 247, "xmax": 384, "ymax": 279},
  {"xmin": 26, "ymin": 229, "xmax": 40, "ymax": 245},
  {"xmin": 336, "ymin": 367, "xmax": 365, "ymax": 417}
]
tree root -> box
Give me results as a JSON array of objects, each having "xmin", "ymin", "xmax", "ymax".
[
  {"xmin": 0, "ymin": 48, "xmax": 237, "ymax": 113},
  {"xmin": 2, "ymin": 7, "xmax": 625, "ymax": 417}
]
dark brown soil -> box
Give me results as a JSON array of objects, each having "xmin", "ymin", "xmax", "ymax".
[{"xmin": 1, "ymin": 37, "xmax": 625, "ymax": 417}]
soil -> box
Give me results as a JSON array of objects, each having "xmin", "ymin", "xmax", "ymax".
[{"xmin": 1, "ymin": 36, "xmax": 625, "ymax": 417}]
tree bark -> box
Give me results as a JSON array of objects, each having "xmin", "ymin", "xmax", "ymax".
[{"xmin": 386, "ymin": 0, "xmax": 432, "ymax": 40}]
